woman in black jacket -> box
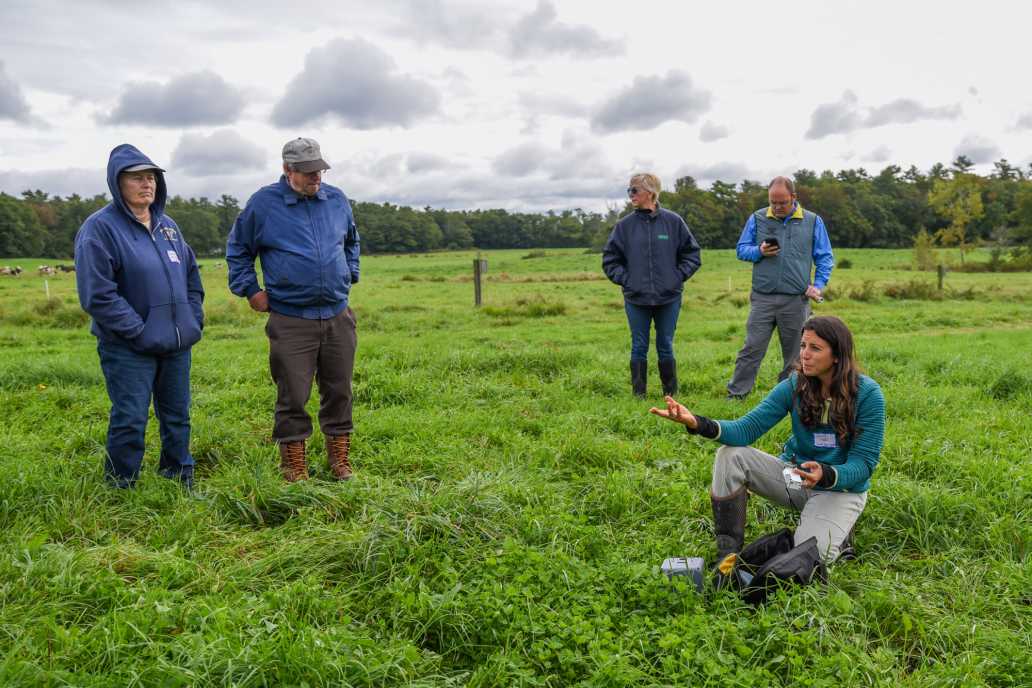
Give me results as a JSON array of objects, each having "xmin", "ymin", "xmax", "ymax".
[{"xmin": 602, "ymin": 173, "xmax": 701, "ymax": 397}]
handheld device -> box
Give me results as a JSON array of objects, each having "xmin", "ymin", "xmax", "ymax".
[
  {"xmin": 782, "ymin": 466, "xmax": 803, "ymax": 490},
  {"xmin": 763, "ymin": 237, "xmax": 779, "ymax": 248}
]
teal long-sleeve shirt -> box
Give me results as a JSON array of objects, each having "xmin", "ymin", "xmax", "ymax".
[{"xmin": 713, "ymin": 374, "xmax": 885, "ymax": 493}]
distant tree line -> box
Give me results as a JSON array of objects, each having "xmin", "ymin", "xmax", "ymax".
[{"xmin": 2, "ymin": 156, "xmax": 1031, "ymax": 259}]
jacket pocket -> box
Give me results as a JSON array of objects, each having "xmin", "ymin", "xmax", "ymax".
[
  {"xmin": 130, "ymin": 304, "xmax": 177, "ymax": 354},
  {"xmin": 175, "ymin": 301, "xmax": 203, "ymax": 349}
]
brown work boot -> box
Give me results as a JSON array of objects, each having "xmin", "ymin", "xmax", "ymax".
[
  {"xmin": 278, "ymin": 440, "xmax": 308, "ymax": 482},
  {"xmin": 326, "ymin": 433, "xmax": 353, "ymax": 480}
]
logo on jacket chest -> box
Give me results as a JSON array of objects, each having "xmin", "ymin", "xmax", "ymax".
[{"xmin": 159, "ymin": 226, "xmax": 178, "ymax": 242}]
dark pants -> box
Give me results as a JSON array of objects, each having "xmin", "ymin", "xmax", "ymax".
[
  {"xmin": 624, "ymin": 299, "xmax": 681, "ymax": 362},
  {"xmin": 266, "ymin": 308, "xmax": 357, "ymax": 442},
  {"xmin": 727, "ymin": 291, "xmax": 811, "ymax": 396},
  {"xmin": 97, "ymin": 341, "xmax": 194, "ymax": 487}
]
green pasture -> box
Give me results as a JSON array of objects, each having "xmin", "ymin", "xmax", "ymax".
[{"xmin": 0, "ymin": 248, "xmax": 1029, "ymax": 686}]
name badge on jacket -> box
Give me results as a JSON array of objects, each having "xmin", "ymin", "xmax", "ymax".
[
  {"xmin": 167, "ymin": 250, "xmax": 180, "ymax": 263},
  {"xmin": 814, "ymin": 432, "xmax": 837, "ymax": 448}
]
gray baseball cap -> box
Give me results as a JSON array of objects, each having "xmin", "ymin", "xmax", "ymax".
[
  {"xmin": 123, "ymin": 163, "xmax": 164, "ymax": 173},
  {"xmin": 282, "ymin": 137, "xmax": 331, "ymax": 173}
]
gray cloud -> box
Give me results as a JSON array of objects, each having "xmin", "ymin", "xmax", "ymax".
[
  {"xmin": 805, "ymin": 91, "xmax": 863, "ymax": 139},
  {"xmin": 518, "ymin": 91, "xmax": 589, "ymax": 119},
  {"xmin": 699, "ymin": 120, "xmax": 729, "ymax": 143},
  {"xmin": 862, "ymin": 145, "xmax": 892, "ymax": 163},
  {"xmin": 806, "ymin": 91, "xmax": 961, "ymax": 139},
  {"xmin": 865, "ymin": 99, "xmax": 960, "ymax": 127},
  {"xmin": 591, "ymin": 70, "xmax": 712, "ymax": 134},
  {"xmin": 271, "ymin": 38, "xmax": 441, "ymax": 129},
  {"xmin": 675, "ymin": 162, "xmax": 754, "ymax": 185},
  {"xmin": 508, "ymin": 1, "xmax": 622, "ymax": 58},
  {"xmin": 0, "ymin": 61, "xmax": 32, "ymax": 124},
  {"xmin": 406, "ymin": 152, "xmax": 451, "ymax": 174},
  {"xmin": 954, "ymin": 135, "xmax": 1001, "ymax": 164},
  {"xmin": 396, "ymin": 0, "xmax": 502, "ymax": 49},
  {"xmin": 0, "ymin": 167, "xmax": 107, "ymax": 199},
  {"xmin": 99, "ymin": 71, "xmax": 245, "ymax": 127},
  {"xmin": 1016, "ymin": 112, "xmax": 1032, "ymax": 130},
  {"xmin": 492, "ymin": 142, "xmax": 550, "ymax": 177},
  {"xmin": 170, "ymin": 130, "xmax": 266, "ymax": 177}
]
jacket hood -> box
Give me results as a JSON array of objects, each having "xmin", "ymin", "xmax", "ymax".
[{"xmin": 106, "ymin": 143, "xmax": 167, "ymax": 222}]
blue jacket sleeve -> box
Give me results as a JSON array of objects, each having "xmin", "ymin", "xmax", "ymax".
[
  {"xmin": 829, "ymin": 382, "xmax": 885, "ymax": 491},
  {"xmin": 601, "ymin": 225, "xmax": 628, "ymax": 286},
  {"xmin": 715, "ymin": 379, "xmax": 794, "ymax": 446},
  {"xmin": 812, "ymin": 216, "xmax": 834, "ymax": 289},
  {"xmin": 184, "ymin": 242, "xmax": 205, "ymax": 328},
  {"xmin": 677, "ymin": 218, "xmax": 702, "ymax": 281},
  {"xmin": 736, "ymin": 215, "xmax": 762, "ymax": 263},
  {"xmin": 226, "ymin": 205, "xmax": 262, "ymax": 298},
  {"xmin": 345, "ymin": 214, "xmax": 360, "ymax": 284},
  {"xmin": 74, "ymin": 231, "xmax": 145, "ymax": 339}
]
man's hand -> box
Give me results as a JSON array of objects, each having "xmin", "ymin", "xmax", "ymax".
[
  {"xmin": 795, "ymin": 461, "xmax": 824, "ymax": 488},
  {"xmin": 805, "ymin": 285, "xmax": 823, "ymax": 301},
  {"xmin": 248, "ymin": 290, "xmax": 270, "ymax": 312},
  {"xmin": 760, "ymin": 241, "xmax": 780, "ymax": 257},
  {"xmin": 649, "ymin": 395, "xmax": 699, "ymax": 430}
]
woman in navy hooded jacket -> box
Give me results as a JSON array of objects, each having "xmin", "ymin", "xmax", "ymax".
[
  {"xmin": 603, "ymin": 173, "xmax": 701, "ymax": 398},
  {"xmin": 75, "ymin": 144, "xmax": 204, "ymax": 488}
]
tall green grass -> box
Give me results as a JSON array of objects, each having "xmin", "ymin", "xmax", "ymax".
[{"xmin": 0, "ymin": 249, "xmax": 1029, "ymax": 686}]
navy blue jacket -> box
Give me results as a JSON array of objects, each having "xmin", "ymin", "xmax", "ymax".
[
  {"xmin": 226, "ymin": 176, "xmax": 360, "ymax": 319},
  {"xmin": 602, "ymin": 206, "xmax": 702, "ymax": 306},
  {"xmin": 75, "ymin": 144, "xmax": 204, "ymax": 354}
]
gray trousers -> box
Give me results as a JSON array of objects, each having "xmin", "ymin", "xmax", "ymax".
[
  {"xmin": 266, "ymin": 308, "xmax": 357, "ymax": 442},
  {"xmin": 712, "ymin": 445, "xmax": 866, "ymax": 563},
  {"xmin": 727, "ymin": 291, "xmax": 811, "ymax": 396}
]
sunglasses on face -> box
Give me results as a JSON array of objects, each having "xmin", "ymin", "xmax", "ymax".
[{"xmin": 627, "ymin": 187, "xmax": 641, "ymax": 196}]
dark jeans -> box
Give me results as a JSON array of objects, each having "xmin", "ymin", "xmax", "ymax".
[
  {"xmin": 624, "ymin": 299, "xmax": 681, "ymax": 362},
  {"xmin": 266, "ymin": 307, "xmax": 357, "ymax": 442},
  {"xmin": 97, "ymin": 341, "xmax": 194, "ymax": 487}
]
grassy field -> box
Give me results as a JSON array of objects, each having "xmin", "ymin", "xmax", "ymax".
[{"xmin": 0, "ymin": 248, "xmax": 1030, "ymax": 687}]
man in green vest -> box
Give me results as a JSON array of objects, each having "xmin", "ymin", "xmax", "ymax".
[{"xmin": 727, "ymin": 177, "xmax": 834, "ymax": 399}]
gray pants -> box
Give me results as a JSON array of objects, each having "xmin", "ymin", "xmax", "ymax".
[
  {"xmin": 712, "ymin": 445, "xmax": 866, "ymax": 563},
  {"xmin": 727, "ymin": 291, "xmax": 811, "ymax": 396},
  {"xmin": 266, "ymin": 308, "xmax": 357, "ymax": 442}
]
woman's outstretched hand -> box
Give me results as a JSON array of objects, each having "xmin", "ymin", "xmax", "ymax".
[{"xmin": 649, "ymin": 395, "xmax": 699, "ymax": 430}]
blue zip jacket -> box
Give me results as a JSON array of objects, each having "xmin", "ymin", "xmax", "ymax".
[
  {"xmin": 226, "ymin": 176, "xmax": 360, "ymax": 319},
  {"xmin": 75, "ymin": 144, "xmax": 204, "ymax": 354},
  {"xmin": 713, "ymin": 373, "xmax": 885, "ymax": 493},
  {"xmin": 601, "ymin": 206, "xmax": 702, "ymax": 306}
]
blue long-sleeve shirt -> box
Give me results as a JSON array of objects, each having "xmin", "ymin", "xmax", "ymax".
[{"xmin": 735, "ymin": 203, "xmax": 834, "ymax": 290}]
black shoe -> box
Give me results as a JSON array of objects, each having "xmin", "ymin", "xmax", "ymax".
[
  {"xmin": 838, "ymin": 526, "xmax": 857, "ymax": 561},
  {"xmin": 726, "ymin": 393, "xmax": 746, "ymax": 401}
]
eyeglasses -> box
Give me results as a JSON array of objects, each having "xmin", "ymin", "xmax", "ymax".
[
  {"xmin": 627, "ymin": 187, "xmax": 641, "ymax": 196},
  {"xmin": 769, "ymin": 199, "xmax": 794, "ymax": 207}
]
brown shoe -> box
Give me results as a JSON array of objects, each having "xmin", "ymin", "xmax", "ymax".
[
  {"xmin": 278, "ymin": 440, "xmax": 308, "ymax": 482},
  {"xmin": 326, "ymin": 433, "xmax": 353, "ymax": 480}
]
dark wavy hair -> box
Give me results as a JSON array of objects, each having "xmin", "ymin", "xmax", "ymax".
[{"xmin": 794, "ymin": 316, "xmax": 861, "ymax": 445}]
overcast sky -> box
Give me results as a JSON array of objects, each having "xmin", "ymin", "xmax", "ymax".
[{"xmin": 1, "ymin": 0, "xmax": 1029, "ymax": 212}]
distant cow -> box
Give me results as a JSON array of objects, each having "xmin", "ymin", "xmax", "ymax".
[
  {"xmin": 56, "ymin": 264, "xmax": 76, "ymax": 273},
  {"xmin": 38, "ymin": 265, "xmax": 55, "ymax": 276},
  {"xmin": 1, "ymin": 266, "xmax": 23, "ymax": 276}
]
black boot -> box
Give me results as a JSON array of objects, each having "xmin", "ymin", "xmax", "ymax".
[
  {"xmin": 658, "ymin": 359, "xmax": 678, "ymax": 396},
  {"xmin": 712, "ymin": 488, "xmax": 748, "ymax": 563},
  {"xmin": 630, "ymin": 360, "xmax": 647, "ymax": 398},
  {"xmin": 838, "ymin": 524, "xmax": 857, "ymax": 561}
]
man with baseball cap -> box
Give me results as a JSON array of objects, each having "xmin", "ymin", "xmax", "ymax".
[{"xmin": 227, "ymin": 137, "xmax": 361, "ymax": 482}]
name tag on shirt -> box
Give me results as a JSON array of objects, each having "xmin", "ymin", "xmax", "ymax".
[
  {"xmin": 167, "ymin": 250, "xmax": 180, "ymax": 263},
  {"xmin": 814, "ymin": 432, "xmax": 837, "ymax": 448},
  {"xmin": 657, "ymin": 234, "xmax": 669, "ymax": 240}
]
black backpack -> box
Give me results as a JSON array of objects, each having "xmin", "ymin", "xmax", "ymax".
[{"xmin": 719, "ymin": 528, "xmax": 828, "ymax": 604}]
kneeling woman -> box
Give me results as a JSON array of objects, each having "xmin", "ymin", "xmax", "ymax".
[{"xmin": 651, "ymin": 316, "xmax": 884, "ymax": 563}]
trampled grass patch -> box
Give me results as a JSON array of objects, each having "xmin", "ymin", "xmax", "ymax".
[{"xmin": 0, "ymin": 247, "xmax": 1030, "ymax": 686}]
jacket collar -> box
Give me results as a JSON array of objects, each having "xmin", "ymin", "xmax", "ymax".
[
  {"xmin": 636, "ymin": 203, "xmax": 661, "ymax": 219},
  {"xmin": 766, "ymin": 202, "xmax": 804, "ymax": 220}
]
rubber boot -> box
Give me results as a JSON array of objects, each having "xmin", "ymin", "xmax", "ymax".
[
  {"xmin": 327, "ymin": 433, "xmax": 353, "ymax": 481},
  {"xmin": 630, "ymin": 360, "xmax": 647, "ymax": 398},
  {"xmin": 658, "ymin": 358, "xmax": 678, "ymax": 396},
  {"xmin": 712, "ymin": 487, "xmax": 748, "ymax": 563}
]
